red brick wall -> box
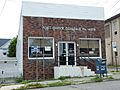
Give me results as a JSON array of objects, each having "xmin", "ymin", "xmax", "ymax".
[{"xmin": 23, "ymin": 16, "xmax": 105, "ymax": 80}]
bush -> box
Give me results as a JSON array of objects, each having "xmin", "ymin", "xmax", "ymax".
[
  {"xmin": 7, "ymin": 37, "xmax": 17, "ymax": 57},
  {"xmin": 16, "ymin": 76, "xmax": 24, "ymax": 83}
]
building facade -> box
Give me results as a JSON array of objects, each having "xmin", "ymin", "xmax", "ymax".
[
  {"xmin": 105, "ymin": 13, "xmax": 120, "ymax": 65},
  {"xmin": 17, "ymin": 1, "xmax": 105, "ymax": 80}
]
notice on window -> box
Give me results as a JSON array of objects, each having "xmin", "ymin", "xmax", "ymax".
[
  {"xmin": 45, "ymin": 46, "xmax": 51, "ymax": 51},
  {"xmin": 89, "ymin": 51, "xmax": 94, "ymax": 54}
]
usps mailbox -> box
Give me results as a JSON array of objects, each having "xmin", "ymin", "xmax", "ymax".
[{"xmin": 96, "ymin": 58, "xmax": 107, "ymax": 75}]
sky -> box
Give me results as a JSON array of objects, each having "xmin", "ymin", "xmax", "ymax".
[{"xmin": 0, "ymin": 0, "xmax": 120, "ymax": 39}]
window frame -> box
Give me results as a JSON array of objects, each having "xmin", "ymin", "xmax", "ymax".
[
  {"xmin": 79, "ymin": 38, "xmax": 102, "ymax": 58},
  {"xmin": 28, "ymin": 37, "xmax": 54, "ymax": 59}
]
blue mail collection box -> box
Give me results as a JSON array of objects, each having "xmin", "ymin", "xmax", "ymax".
[{"xmin": 96, "ymin": 58, "xmax": 107, "ymax": 74}]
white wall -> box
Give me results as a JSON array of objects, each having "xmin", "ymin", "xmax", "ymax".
[
  {"xmin": 0, "ymin": 61, "xmax": 18, "ymax": 78},
  {"xmin": 54, "ymin": 66, "xmax": 95, "ymax": 79},
  {"xmin": 0, "ymin": 39, "xmax": 18, "ymax": 78},
  {"xmin": 22, "ymin": 1, "xmax": 104, "ymax": 20},
  {"xmin": 16, "ymin": 16, "xmax": 23, "ymax": 76}
]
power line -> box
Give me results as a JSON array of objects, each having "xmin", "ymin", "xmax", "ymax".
[
  {"xmin": 112, "ymin": 7, "xmax": 120, "ymax": 15},
  {"xmin": 109, "ymin": 0, "xmax": 120, "ymax": 16},
  {"xmin": 105, "ymin": 0, "xmax": 120, "ymax": 14},
  {"xmin": 0, "ymin": 0, "xmax": 7, "ymax": 16},
  {"xmin": 110, "ymin": 0, "xmax": 120, "ymax": 10}
]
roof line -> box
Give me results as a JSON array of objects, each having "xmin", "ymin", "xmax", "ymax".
[{"xmin": 105, "ymin": 13, "xmax": 120, "ymax": 23}]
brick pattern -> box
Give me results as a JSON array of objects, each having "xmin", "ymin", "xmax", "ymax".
[{"xmin": 23, "ymin": 16, "xmax": 105, "ymax": 80}]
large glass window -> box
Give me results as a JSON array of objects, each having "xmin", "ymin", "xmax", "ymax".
[
  {"xmin": 28, "ymin": 37, "xmax": 54, "ymax": 59},
  {"xmin": 79, "ymin": 39, "xmax": 100, "ymax": 57}
]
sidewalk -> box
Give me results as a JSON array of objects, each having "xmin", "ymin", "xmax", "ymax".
[
  {"xmin": 1, "ymin": 69, "xmax": 120, "ymax": 90},
  {"xmin": 0, "ymin": 77, "xmax": 93, "ymax": 90},
  {"xmin": 0, "ymin": 84, "xmax": 24, "ymax": 90},
  {"xmin": 107, "ymin": 68, "xmax": 120, "ymax": 80}
]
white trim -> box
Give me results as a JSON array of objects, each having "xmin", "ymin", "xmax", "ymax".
[
  {"xmin": 28, "ymin": 37, "xmax": 54, "ymax": 60},
  {"xmin": 16, "ymin": 15, "xmax": 23, "ymax": 76},
  {"xmin": 99, "ymin": 39, "xmax": 102, "ymax": 58},
  {"xmin": 22, "ymin": 1, "xmax": 104, "ymax": 20},
  {"xmin": 79, "ymin": 38, "xmax": 102, "ymax": 58},
  {"xmin": 80, "ymin": 38, "xmax": 101, "ymax": 40},
  {"xmin": 58, "ymin": 41, "xmax": 76, "ymax": 66}
]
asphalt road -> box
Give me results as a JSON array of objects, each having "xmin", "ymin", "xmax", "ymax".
[{"xmin": 31, "ymin": 80, "xmax": 120, "ymax": 90}]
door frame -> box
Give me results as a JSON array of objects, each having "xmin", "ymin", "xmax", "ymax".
[{"xmin": 58, "ymin": 41, "xmax": 76, "ymax": 66}]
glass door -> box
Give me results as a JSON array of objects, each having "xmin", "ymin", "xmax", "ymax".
[
  {"xmin": 68, "ymin": 43, "xmax": 75, "ymax": 65},
  {"xmin": 58, "ymin": 42, "xmax": 76, "ymax": 66}
]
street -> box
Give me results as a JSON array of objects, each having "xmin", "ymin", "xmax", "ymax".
[{"xmin": 31, "ymin": 80, "xmax": 120, "ymax": 90}]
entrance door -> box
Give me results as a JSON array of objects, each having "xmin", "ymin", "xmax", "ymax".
[{"xmin": 58, "ymin": 42, "xmax": 76, "ymax": 66}]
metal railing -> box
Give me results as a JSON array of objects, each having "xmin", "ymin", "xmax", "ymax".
[
  {"xmin": 55, "ymin": 56, "xmax": 96, "ymax": 72},
  {"xmin": 77, "ymin": 56, "xmax": 96, "ymax": 72}
]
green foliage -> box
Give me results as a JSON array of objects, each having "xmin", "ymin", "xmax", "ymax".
[
  {"xmin": 107, "ymin": 76, "xmax": 114, "ymax": 80},
  {"xmin": 108, "ymin": 65, "xmax": 120, "ymax": 68},
  {"xmin": 26, "ymin": 83, "xmax": 47, "ymax": 89},
  {"xmin": 20, "ymin": 80, "xmax": 31, "ymax": 84},
  {"xmin": 7, "ymin": 37, "xmax": 17, "ymax": 57},
  {"xmin": 91, "ymin": 76, "xmax": 103, "ymax": 82},
  {"xmin": 13, "ymin": 80, "xmax": 72, "ymax": 90},
  {"xmin": 16, "ymin": 76, "xmax": 24, "ymax": 83},
  {"xmin": 48, "ymin": 81, "xmax": 72, "ymax": 87},
  {"xmin": 58, "ymin": 76, "xmax": 71, "ymax": 80}
]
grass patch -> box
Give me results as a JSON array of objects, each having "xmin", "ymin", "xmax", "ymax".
[
  {"xmin": 48, "ymin": 81, "xmax": 72, "ymax": 87},
  {"xmin": 110, "ymin": 70, "xmax": 120, "ymax": 75},
  {"xmin": 26, "ymin": 83, "xmax": 48, "ymax": 89},
  {"xmin": 108, "ymin": 65, "xmax": 120, "ymax": 68},
  {"xmin": 15, "ymin": 76, "xmax": 35, "ymax": 84},
  {"xmin": 12, "ymin": 83, "xmax": 47, "ymax": 90},
  {"xmin": 58, "ymin": 76, "xmax": 71, "ymax": 80},
  {"xmin": 107, "ymin": 76, "xmax": 114, "ymax": 80},
  {"xmin": 91, "ymin": 76, "xmax": 103, "ymax": 82},
  {"xmin": 13, "ymin": 80, "xmax": 72, "ymax": 90},
  {"xmin": 15, "ymin": 76, "xmax": 24, "ymax": 83},
  {"xmin": 20, "ymin": 80, "xmax": 32, "ymax": 84}
]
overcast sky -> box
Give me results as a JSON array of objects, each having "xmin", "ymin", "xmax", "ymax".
[{"xmin": 0, "ymin": 0, "xmax": 120, "ymax": 39}]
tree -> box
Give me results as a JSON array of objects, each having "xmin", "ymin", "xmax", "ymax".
[{"xmin": 7, "ymin": 37, "xmax": 17, "ymax": 57}]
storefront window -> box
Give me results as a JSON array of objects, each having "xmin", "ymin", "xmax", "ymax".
[
  {"xmin": 28, "ymin": 37, "xmax": 54, "ymax": 59},
  {"xmin": 79, "ymin": 39, "xmax": 100, "ymax": 57}
]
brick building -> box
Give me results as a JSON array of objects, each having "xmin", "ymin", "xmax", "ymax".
[{"xmin": 17, "ymin": 1, "xmax": 105, "ymax": 80}]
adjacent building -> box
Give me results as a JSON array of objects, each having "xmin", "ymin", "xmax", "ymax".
[
  {"xmin": 0, "ymin": 39, "xmax": 17, "ymax": 78},
  {"xmin": 17, "ymin": 1, "xmax": 105, "ymax": 80},
  {"xmin": 105, "ymin": 13, "xmax": 120, "ymax": 65}
]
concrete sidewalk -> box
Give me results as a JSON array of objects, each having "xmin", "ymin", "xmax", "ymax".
[
  {"xmin": 0, "ymin": 77, "xmax": 92, "ymax": 90},
  {"xmin": 0, "ymin": 70, "xmax": 120, "ymax": 90},
  {"xmin": 0, "ymin": 84, "xmax": 24, "ymax": 90}
]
